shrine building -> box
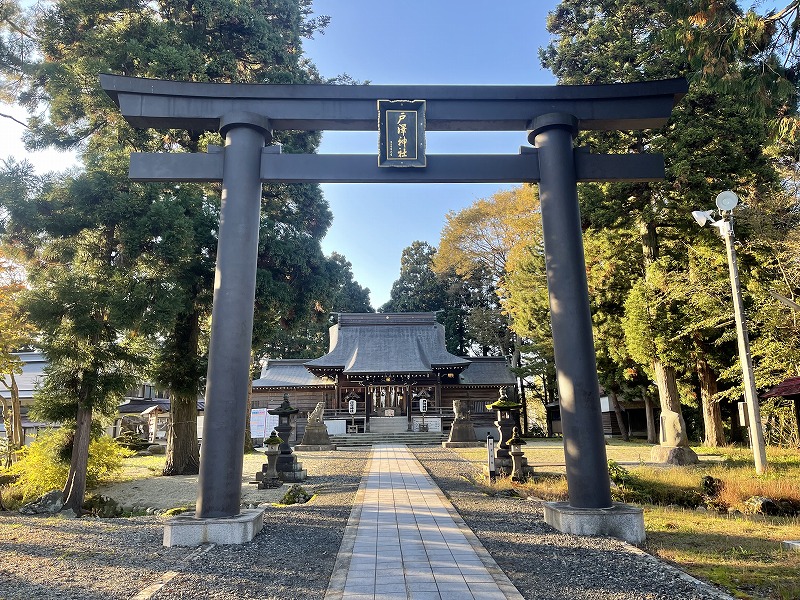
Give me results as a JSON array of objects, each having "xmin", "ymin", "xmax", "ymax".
[{"xmin": 251, "ymin": 312, "xmax": 517, "ymax": 440}]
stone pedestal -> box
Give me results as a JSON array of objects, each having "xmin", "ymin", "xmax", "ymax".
[
  {"xmin": 163, "ymin": 508, "xmax": 265, "ymax": 547},
  {"xmin": 277, "ymin": 456, "xmax": 307, "ymax": 482},
  {"xmin": 543, "ymin": 502, "xmax": 645, "ymax": 545},
  {"xmin": 253, "ymin": 448, "xmax": 282, "ymax": 489},
  {"xmin": 443, "ymin": 398, "xmax": 483, "ymax": 448},
  {"xmin": 650, "ymin": 445, "xmax": 698, "ymax": 466},
  {"xmin": 295, "ymin": 402, "xmax": 336, "ymax": 451}
]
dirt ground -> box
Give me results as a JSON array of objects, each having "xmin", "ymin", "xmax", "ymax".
[{"xmin": 94, "ymin": 452, "xmax": 298, "ymax": 510}]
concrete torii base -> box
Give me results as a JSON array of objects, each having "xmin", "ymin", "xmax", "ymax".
[
  {"xmin": 163, "ymin": 508, "xmax": 265, "ymax": 547},
  {"xmin": 543, "ymin": 502, "xmax": 645, "ymax": 545}
]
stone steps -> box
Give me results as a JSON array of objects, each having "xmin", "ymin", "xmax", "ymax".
[
  {"xmin": 367, "ymin": 416, "xmax": 411, "ymax": 433},
  {"xmin": 328, "ymin": 431, "xmax": 447, "ymax": 447}
]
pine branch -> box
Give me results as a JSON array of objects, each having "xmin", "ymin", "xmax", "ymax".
[{"xmin": 0, "ymin": 111, "xmax": 26, "ymax": 127}]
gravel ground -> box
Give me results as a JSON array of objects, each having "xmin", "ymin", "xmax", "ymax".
[
  {"xmin": 410, "ymin": 447, "xmax": 735, "ymax": 600},
  {"xmin": 0, "ymin": 446, "xmax": 734, "ymax": 600}
]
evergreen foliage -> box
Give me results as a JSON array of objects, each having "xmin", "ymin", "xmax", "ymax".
[
  {"xmin": 540, "ymin": 0, "xmax": 792, "ymax": 446},
  {"xmin": 0, "ymin": 0, "xmax": 370, "ymax": 506}
]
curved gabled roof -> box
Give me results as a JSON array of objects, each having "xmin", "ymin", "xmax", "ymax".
[
  {"xmin": 253, "ymin": 359, "xmax": 335, "ymax": 388},
  {"xmin": 304, "ymin": 313, "xmax": 470, "ymax": 375}
]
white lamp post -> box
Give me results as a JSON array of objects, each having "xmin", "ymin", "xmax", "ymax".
[{"xmin": 692, "ymin": 191, "xmax": 768, "ymax": 474}]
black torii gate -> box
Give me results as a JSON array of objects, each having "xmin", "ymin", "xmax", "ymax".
[{"xmin": 101, "ymin": 75, "xmax": 686, "ymax": 537}]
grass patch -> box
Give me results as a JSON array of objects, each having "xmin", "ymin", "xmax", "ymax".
[
  {"xmin": 645, "ymin": 506, "xmax": 800, "ymax": 600},
  {"xmin": 453, "ymin": 441, "xmax": 800, "ymax": 599},
  {"xmin": 109, "ymin": 454, "xmax": 167, "ymax": 483}
]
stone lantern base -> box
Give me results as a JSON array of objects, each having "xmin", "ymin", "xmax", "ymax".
[
  {"xmin": 277, "ymin": 454, "xmax": 307, "ymax": 482},
  {"xmin": 483, "ymin": 456, "xmax": 534, "ymax": 478},
  {"xmin": 252, "ymin": 470, "xmax": 283, "ymax": 489}
]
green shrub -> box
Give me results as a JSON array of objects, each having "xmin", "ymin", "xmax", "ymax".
[
  {"xmin": 4, "ymin": 429, "xmax": 134, "ymax": 505},
  {"xmin": 608, "ymin": 460, "xmax": 635, "ymax": 486},
  {"xmin": 278, "ymin": 484, "xmax": 312, "ymax": 505},
  {"xmin": 114, "ymin": 431, "xmax": 151, "ymax": 451},
  {"xmin": 82, "ymin": 494, "xmax": 123, "ymax": 517}
]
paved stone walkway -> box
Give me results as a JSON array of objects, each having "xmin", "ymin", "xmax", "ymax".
[{"xmin": 325, "ymin": 444, "xmax": 523, "ymax": 600}]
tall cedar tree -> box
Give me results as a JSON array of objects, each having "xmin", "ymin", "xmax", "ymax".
[
  {"xmin": 380, "ymin": 241, "xmax": 470, "ymax": 355},
  {"xmin": 0, "ymin": 159, "xmax": 165, "ymax": 512},
  {"xmin": 541, "ymin": 0, "xmax": 782, "ymax": 446},
  {"xmin": 1, "ymin": 0, "xmax": 340, "ymax": 512}
]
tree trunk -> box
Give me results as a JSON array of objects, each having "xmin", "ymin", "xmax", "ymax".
[
  {"xmin": 1, "ymin": 373, "xmax": 23, "ymax": 467},
  {"xmin": 162, "ymin": 390, "xmax": 200, "ymax": 475},
  {"xmin": 512, "ymin": 341, "xmax": 528, "ymax": 433},
  {"xmin": 62, "ymin": 403, "xmax": 93, "ymax": 514},
  {"xmin": 1, "ymin": 396, "xmax": 11, "ymax": 468},
  {"xmin": 162, "ymin": 310, "xmax": 201, "ymax": 476},
  {"xmin": 644, "ymin": 393, "xmax": 657, "ymax": 444},
  {"xmin": 653, "ymin": 361, "xmax": 682, "ymax": 413},
  {"xmin": 696, "ymin": 356, "xmax": 725, "ymax": 447},
  {"xmin": 243, "ymin": 365, "xmax": 254, "ymax": 453},
  {"xmin": 609, "ymin": 389, "xmax": 629, "ymax": 441},
  {"xmin": 653, "ymin": 360, "xmax": 689, "ymax": 445},
  {"xmin": 10, "ymin": 373, "xmax": 22, "ymax": 450}
]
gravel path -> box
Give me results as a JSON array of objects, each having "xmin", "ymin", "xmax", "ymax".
[
  {"xmin": 0, "ymin": 446, "xmax": 734, "ymax": 600},
  {"xmin": 410, "ymin": 447, "xmax": 734, "ymax": 600}
]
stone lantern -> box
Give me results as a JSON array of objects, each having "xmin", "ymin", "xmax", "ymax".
[
  {"xmin": 253, "ymin": 430, "xmax": 283, "ymax": 489},
  {"xmin": 486, "ymin": 387, "xmax": 522, "ymax": 462},
  {"xmin": 507, "ymin": 426, "xmax": 528, "ymax": 482},
  {"xmin": 267, "ymin": 393, "xmax": 306, "ymax": 482}
]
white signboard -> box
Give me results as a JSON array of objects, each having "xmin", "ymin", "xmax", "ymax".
[
  {"xmin": 348, "ymin": 398, "xmax": 357, "ymax": 414},
  {"xmin": 412, "ymin": 417, "xmax": 441, "ymax": 432},
  {"xmin": 325, "ymin": 419, "xmax": 347, "ymax": 435},
  {"xmin": 250, "ymin": 408, "xmax": 267, "ymax": 438},
  {"xmin": 266, "ymin": 413, "xmax": 279, "ymax": 435}
]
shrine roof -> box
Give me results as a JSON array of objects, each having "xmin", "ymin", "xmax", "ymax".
[
  {"xmin": 304, "ymin": 313, "xmax": 470, "ymax": 375},
  {"xmin": 457, "ymin": 357, "xmax": 517, "ymax": 386},
  {"xmin": 253, "ymin": 359, "xmax": 334, "ymax": 388}
]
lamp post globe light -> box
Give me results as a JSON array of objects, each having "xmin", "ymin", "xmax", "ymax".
[{"xmin": 692, "ymin": 191, "xmax": 768, "ymax": 475}]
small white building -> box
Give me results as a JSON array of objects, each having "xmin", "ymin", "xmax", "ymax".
[{"xmin": 0, "ymin": 351, "xmax": 53, "ymax": 445}]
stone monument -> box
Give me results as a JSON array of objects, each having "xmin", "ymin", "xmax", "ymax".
[
  {"xmin": 295, "ymin": 402, "xmax": 336, "ymax": 451},
  {"xmin": 650, "ymin": 408, "xmax": 699, "ymax": 465},
  {"xmin": 443, "ymin": 397, "xmax": 482, "ymax": 448}
]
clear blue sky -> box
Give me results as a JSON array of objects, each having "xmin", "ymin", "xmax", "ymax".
[
  {"xmin": 3, "ymin": 0, "xmax": 561, "ymax": 308},
  {"xmin": 304, "ymin": 0, "xmax": 560, "ymax": 307}
]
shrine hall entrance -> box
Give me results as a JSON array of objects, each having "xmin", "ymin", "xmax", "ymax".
[{"xmin": 370, "ymin": 385, "xmax": 405, "ymax": 417}]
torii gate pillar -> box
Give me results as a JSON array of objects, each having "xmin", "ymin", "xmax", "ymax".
[
  {"xmin": 198, "ymin": 113, "xmax": 270, "ymax": 518},
  {"xmin": 532, "ymin": 114, "xmax": 644, "ymax": 543}
]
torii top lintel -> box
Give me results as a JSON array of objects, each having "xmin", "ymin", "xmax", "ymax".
[{"xmin": 100, "ymin": 74, "xmax": 687, "ymax": 133}]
